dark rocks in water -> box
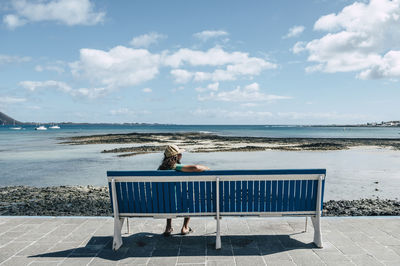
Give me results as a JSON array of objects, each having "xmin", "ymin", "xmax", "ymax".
[
  {"xmin": 102, "ymin": 145, "xmax": 165, "ymax": 157},
  {"xmin": 1, "ymin": 186, "xmax": 400, "ymax": 217},
  {"xmin": 193, "ymin": 146, "xmax": 267, "ymax": 153}
]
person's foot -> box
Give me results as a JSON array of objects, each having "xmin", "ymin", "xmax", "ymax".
[
  {"xmin": 163, "ymin": 227, "xmax": 173, "ymax": 237},
  {"xmin": 181, "ymin": 227, "xmax": 193, "ymax": 235}
]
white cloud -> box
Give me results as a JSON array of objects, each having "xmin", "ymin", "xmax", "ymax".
[
  {"xmin": 3, "ymin": 14, "xmax": 26, "ymax": 29},
  {"xmin": 296, "ymin": 0, "xmax": 400, "ymax": 79},
  {"xmin": 291, "ymin": 41, "xmax": 306, "ymax": 54},
  {"xmin": 166, "ymin": 47, "xmax": 276, "ymax": 83},
  {"xmin": 35, "ymin": 63, "xmax": 65, "ymax": 73},
  {"xmin": 283, "ymin": 25, "xmax": 305, "ymax": 38},
  {"xmin": 0, "ymin": 54, "xmax": 30, "ymax": 65},
  {"xmin": 198, "ymin": 82, "xmax": 291, "ymax": 102},
  {"xmin": 170, "ymin": 69, "xmax": 193, "ymax": 83},
  {"xmin": 130, "ymin": 32, "xmax": 167, "ymax": 48},
  {"xmin": 195, "ymin": 82, "xmax": 219, "ymax": 92},
  {"xmin": 3, "ymin": 0, "xmax": 105, "ymax": 29},
  {"xmin": 19, "ymin": 80, "xmax": 106, "ymax": 98},
  {"xmin": 20, "ymin": 80, "xmax": 72, "ymax": 92},
  {"xmin": 0, "ymin": 96, "xmax": 26, "ymax": 104},
  {"xmin": 70, "ymin": 46, "xmax": 161, "ymax": 89},
  {"xmin": 142, "ymin": 88, "xmax": 152, "ymax": 93},
  {"xmin": 72, "ymin": 87, "xmax": 106, "ymax": 98},
  {"xmin": 193, "ymin": 30, "xmax": 229, "ymax": 42}
]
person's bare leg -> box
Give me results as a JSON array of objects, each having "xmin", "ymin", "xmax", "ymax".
[
  {"xmin": 164, "ymin": 219, "xmax": 173, "ymax": 236},
  {"xmin": 181, "ymin": 217, "xmax": 191, "ymax": 234}
]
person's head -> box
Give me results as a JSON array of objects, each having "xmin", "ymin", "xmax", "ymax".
[{"xmin": 158, "ymin": 144, "xmax": 185, "ymax": 170}]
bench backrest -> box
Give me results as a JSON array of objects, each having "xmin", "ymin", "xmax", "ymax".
[{"xmin": 107, "ymin": 169, "xmax": 326, "ymax": 217}]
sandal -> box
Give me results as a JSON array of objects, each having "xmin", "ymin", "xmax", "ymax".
[
  {"xmin": 181, "ymin": 227, "xmax": 193, "ymax": 235},
  {"xmin": 163, "ymin": 228, "xmax": 173, "ymax": 237}
]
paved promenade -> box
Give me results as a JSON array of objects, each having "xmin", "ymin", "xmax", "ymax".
[{"xmin": 0, "ymin": 216, "xmax": 399, "ymax": 265}]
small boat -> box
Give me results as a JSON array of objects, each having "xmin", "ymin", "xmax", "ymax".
[
  {"xmin": 49, "ymin": 125, "xmax": 60, "ymax": 129},
  {"xmin": 35, "ymin": 125, "xmax": 47, "ymax": 130},
  {"xmin": 10, "ymin": 120, "xmax": 22, "ymax": 130}
]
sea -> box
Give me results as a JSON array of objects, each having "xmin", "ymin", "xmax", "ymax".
[{"xmin": 1, "ymin": 124, "xmax": 400, "ymax": 200}]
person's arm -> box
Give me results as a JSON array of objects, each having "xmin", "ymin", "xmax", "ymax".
[{"xmin": 177, "ymin": 164, "xmax": 210, "ymax": 172}]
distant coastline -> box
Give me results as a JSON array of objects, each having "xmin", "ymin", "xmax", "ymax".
[{"xmin": 1, "ymin": 111, "xmax": 399, "ymax": 127}]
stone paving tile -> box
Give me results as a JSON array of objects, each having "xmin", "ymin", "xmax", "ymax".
[
  {"xmin": 0, "ymin": 216, "xmax": 399, "ymax": 265},
  {"xmin": 235, "ymin": 255, "xmax": 266, "ymax": 266}
]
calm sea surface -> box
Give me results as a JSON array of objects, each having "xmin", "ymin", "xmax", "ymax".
[{"xmin": 1, "ymin": 124, "xmax": 399, "ymax": 200}]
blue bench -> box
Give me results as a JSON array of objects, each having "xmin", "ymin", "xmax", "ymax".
[{"xmin": 107, "ymin": 169, "xmax": 326, "ymax": 250}]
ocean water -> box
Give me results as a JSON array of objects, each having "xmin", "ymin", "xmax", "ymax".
[{"xmin": 1, "ymin": 124, "xmax": 399, "ymax": 200}]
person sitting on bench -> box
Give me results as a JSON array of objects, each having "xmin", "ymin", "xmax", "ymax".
[{"xmin": 158, "ymin": 144, "xmax": 210, "ymax": 236}]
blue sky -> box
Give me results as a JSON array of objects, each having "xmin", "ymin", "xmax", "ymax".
[{"xmin": 1, "ymin": 0, "xmax": 399, "ymax": 124}]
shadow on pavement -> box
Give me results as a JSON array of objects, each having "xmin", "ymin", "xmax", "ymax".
[{"xmin": 30, "ymin": 232, "xmax": 316, "ymax": 261}]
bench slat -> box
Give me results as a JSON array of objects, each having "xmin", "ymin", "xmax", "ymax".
[
  {"xmin": 152, "ymin": 182, "xmax": 159, "ymax": 213},
  {"xmin": 121, "ymin": 183, "xmax": 130, "ymax": 214},
  {"xmin": 277, "ymin": 181, "xmax": 283, "ymax": 212},
  {"xmin": 282, "ymin": 180, "xmax": 289, "ymax": 211},
  {"xmin": 145, "ymin": 183, "xmax": 153, "ymax": 213},
  {"xmin": 321, "ymin": 179, "xmax": 325, "ymax": 211},
  {"xmin": 116, "ymin": 182, "xmax": 124, "ymax": 213},
  {"xmin": 271, "ymin": 181, "xmax": 277, "ymax": 212},
  {"xmin": 229, "ymin": 181, "xmax": 235, "ymax": 212},
  {"xmin": 200, "ymin": 181, "xmax": 205, "ymax": 212},
  {"xmin": 194, "ymin": 181, "xmax": 200, "ymax": 213},
  {"xmin": 301, "ymin": 180, "xmax": 307, "ymax": 211},
  {"xmin": 206, "ymin": 182, "xmax": 212, "ymax": 212},
  {"xmin": 242, "ymin": 181, "xmax": 248, "ymax": 212},
  {"xmin": 235, "ymin": 181, "xmax": 241, "ymax": 212},
  {"xmin": 108, "ymin": 182, "xmax": 114, "ymax": 213},
  {"xmin": 259, "ymin": 181, "xmax": 265, "ymax": 212},
  {"xmin": 289, "ymin": 180, "xmax": 295, "ymax": 211},
  {"xmin": 248, "ymin": 181, "xmax": 254, "ymax": 212},
  {"xmin": 306, "ymin": 179, "xmax": 313, "ymax": 211},
  {"xmin": 212, "ymin": 181, "xmax": 217, "ymax": 212},
  {"xmin": 164, "ymin": 183, "xmax": 170, "ymax": 213},
  {"xmin": 253, "ymin": 181, "xmax": 259, "ymax": 212},
  {"xmin": 128, "ymin": 182, "xmax": 136, "ymax": 213},
  {"xmin": 265, "ymin": 181, "xmax": 271, "ymax": 212},
  {"xmin": 138, "ymin": 182, "xmax": 146, "ymax": 213},
  {"xmin": 223, "ymin": 181, "xmax": 229, "ymax": 212},
  {"xmin": 188, "ymin": 182, "xmax": 194, "ymax": 213},
  {"xmin": 169, "ymin": 182, "xmax": 176, "ymax": 213}
]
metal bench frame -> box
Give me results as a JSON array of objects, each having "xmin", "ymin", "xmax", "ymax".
[{"xmin": 108, "ymin": 169, "xmax": 325, "ymax": 251}]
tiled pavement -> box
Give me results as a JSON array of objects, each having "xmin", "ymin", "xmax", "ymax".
[{"xmin": 0, "ymin": 216, "xmax": 400, "ymax": 265}]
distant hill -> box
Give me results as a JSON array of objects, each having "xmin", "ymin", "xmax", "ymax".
[{"xmin": 0, "ymin": 112, "xmax": 23, "ymax": 125}]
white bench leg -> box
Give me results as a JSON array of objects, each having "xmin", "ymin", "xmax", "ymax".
[
  {"xmin": 216, "ymin": 217, "xmax": 221, "ymax": 249},
  {"xmin": 311, "ymin": 216, "xmax": 322, "ymax": 248},
  {"xmin": 113, "ymin": 217, "xmax": 125, "ymax": 251}
]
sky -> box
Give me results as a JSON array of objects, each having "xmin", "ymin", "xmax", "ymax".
[{"xmin": 1, "ymin": 0, "xmax": 400, "ymax": 125}]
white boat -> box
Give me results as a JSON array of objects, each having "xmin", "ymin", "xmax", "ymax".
[
  {"xmin": 49, "ymin": 125, "xmax": 60, "ymax": 129},
  {"xmin": 35, "ymin": 125, "xmax": 47, "ymax": 130},
  {"xmin": 10, "ymin": 120, "xmax": 22, "ymax": 130}
]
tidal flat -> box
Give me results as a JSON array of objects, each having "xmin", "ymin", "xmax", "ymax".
[{"xmin": 60, "ymin": 132, "xmax": 400, "ymax": 157}]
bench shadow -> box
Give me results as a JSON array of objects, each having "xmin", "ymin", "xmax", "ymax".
[{"xmin": 30, "ymin": 233, "xmax": 316, "ymax": 261}]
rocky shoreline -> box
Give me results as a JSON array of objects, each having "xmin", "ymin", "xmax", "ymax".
[
  {"xmin": 59, "ymin": 132, "xmax": 400, "ymax": 157},
  {"xmin": 1, "ymin": 186, "xmax": 399, "ymax": 217}
]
